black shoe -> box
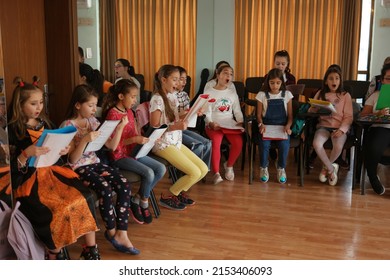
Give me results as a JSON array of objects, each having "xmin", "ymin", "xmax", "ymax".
[
  {"xmin": 370, "ymin": 176, "xmax": 385, "ymax": 195},
  {"xmin": 269, "ymin": 148, "xmax": 277, "ymax": 160},
  {"xmin": 130, "ymin": 201, "xmax": 144, "ymax": 224},
  {"xmin": 177, "ymin": 192, "xmax": 195, "ymax": 206},
  {"xmin": 159, "ymin": 194, "xmax": 186, "ymax": 210},
  {"xmin": 80, "ymin": 245, "xmax": 101, "ymax": 260},
  {"xmin": 141, "ymin": 206, "xmax": 153, "ymax": 224}
]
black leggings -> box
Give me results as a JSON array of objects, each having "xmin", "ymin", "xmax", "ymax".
[
  {"xmin": 364, "ymin": 127, "xmax": 390, "ymax": 180},
  {"xmin": 76, "ymin": 163, "xmax": 131, "ymax": 231}
]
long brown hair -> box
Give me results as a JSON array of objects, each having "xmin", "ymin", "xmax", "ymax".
[
  {"xmin": 101, "ymin": 79, "xmax": 138, "ymax": 120},
  {"xmin": 8, "ymin": 76, "xmax": 51, "ymax": 140},
  {"xmin": 153, "ymin": 64, "xmax": 179, "ymax": 122}
]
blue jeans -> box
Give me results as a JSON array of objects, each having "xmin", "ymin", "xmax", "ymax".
[
  {"xmin": 114, "ymin": 156, "xmax": 166, "ymax": 199},
  {"xmin": 259, "ymin": 136, "xmax": 290, "ymax": 169},
  {"xmin": 182, "ymin": 129, "xmax": 211, "ymax": 170}
]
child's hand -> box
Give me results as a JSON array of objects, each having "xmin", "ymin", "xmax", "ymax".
[
  {"xmin": 259, "ymin": 125, "xmax": 266, "ymax": 134},
  {"xmin": 84, "ymin": 131, "xmax": 100, "ymax": 143},
  {"xmin": 285, "ymin": 125, "xmax": 292, "ymax": 135},
  {"xmin": 118, "ymin": 115, "xmax": 129, "ymax": 127},
  {"xmin": 59, "ymin": 145, "xmax": 70, "ymax": 155},
  {"xmin": 209, "ymin": 122, "xmax": 220, "ymax": 130},
  {"xmin": 236, "ymin": 122, "xmax": 243, "ymax": 127},
  {"xmin": 176, "ymin": 120, "xmax": 188, "ymax": 130},
  {"xmin": 379, "ymin": 107, "xmax": 390, "ymax": 116},
  {"xmin": 25, "ymin": 145, "xmax": 50, "ymax": 157},
  {"xmin": 332, "ymin": 129, "xmax": 344, "ymax": 138},
  {"xmin": 136, "ymin": 136, "xmax": 149, "ymax": 145}
]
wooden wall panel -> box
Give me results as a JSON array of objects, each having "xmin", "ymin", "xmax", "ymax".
[
  {"xmin": 44, "ymin": 0, "xmax": 78, "ymax": 126},
  {"xmin": 0, "ymin": 0, "xmax": 48, "ymax": 105}
]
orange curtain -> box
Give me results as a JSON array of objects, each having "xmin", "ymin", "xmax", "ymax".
[
  {"xmin": 115, "ymin": 0, "xmax": 197, "ymax": 96},
  {"xmin": 235, "ymin": 0, "xmax": 362, "ymax": 83}
]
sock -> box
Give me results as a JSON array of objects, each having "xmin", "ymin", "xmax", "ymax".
[
  {"xmin": 140, "ymin": 200, "xmax": 149, "ymax": 209},
  {"xmin": 131, "ymin": 196, "xmax": 140, "ymax": 205}
]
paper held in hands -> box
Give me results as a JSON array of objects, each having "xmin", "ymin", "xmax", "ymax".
[
  {"xmin": 262, "ymin": 125, "xmax": 288, "ymax": 140},
  {"xmin": 308, "ymin": 98, "xmax": 336, "ymax": 113},
  {"xmin": 84, "ymin": 120, "xmax": 120, "ymax": 152},
  {"xmin": 28, "ymin": 126, "xmax": 77, "ymax": 168},
  {"xmin": 375, "ymin": 84, "xmax": 390, "ymax": 110},
  {"xmin": 218, "ymin": 119, "xmax": 245, "ymax": 132},
  {"xmin": 132, "ymin": 124, "xmax": 168, "ymax": 159},
  {"xmin": 183, "ymin": 94, "xmax": 212, "ymax": 128}
]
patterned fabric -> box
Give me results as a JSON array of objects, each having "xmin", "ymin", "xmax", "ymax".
[
  {"xmin": 106, "ymin": 108, "xmax": 138, "ymax": 161},
  {"xmin": 61, "ymin": 117, "xmax": 101, "ymax": 169},
  {"xmin": 176, "ymin": 90, "xmax": 190, "ymax": 115},
  {"xmin": 8, "ymin": 121, "xmax": 98, "ymax": 250},
  {"xmin": 76, "ymin": 163, "xmax": 131, "ymax": 231},
  {"xmin": 149, "ymin": 93, "xmax": 182, "ymax": 151}
]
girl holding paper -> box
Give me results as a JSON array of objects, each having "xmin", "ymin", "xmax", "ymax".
[
  {"xmin": 308, "ymin": 65, "xmax": 352, "ymax": 186},
  {"xmin": 103, "ymin": 79, "xmax": 166, "ymax": 222},
  {"xmin": 205, "ymin": 64, "xmax": 244, "ymax": 185},
  {"xmin": 176, "ymin": 66, "xmax": 211, "ymax": 170},
  {"xmin": 360, "ymin": 63, "xmax": 390, "ymax": 195},
  {"xmin": 63, "ymin": 84, "xmax": 140, "ymax": 255},
  {"xmin": 8, "ymin": 77, "xmax": 101, "ymax": 260},
  {"xmin": 150, "ymin": 64, "xmax": 208, "ymax": 210},
  {"xmin": 256, "ymin": 68, "xmax": 293, "ymax": 184}
]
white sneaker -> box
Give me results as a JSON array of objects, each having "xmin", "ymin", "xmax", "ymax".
[
  {"xmin": 260, "ymin": 167, "xmax": 269, "ymax": 183},
  {"xmin": 223, "ymin": 162, "xmax": 235, "ymax": 181},
  {"xmin": 328, "ymin": 163, "xmax": 339, "ymax": 186},
  {"xmin": 213, "ymin": 173, "xmax": 223, "ymax": 185},
  {"xmin": 277, "ymin": 168, "xmax": 287, "ymax": 184},
  {"xmin": 319, "ymin": 166, "xmax": 328, "ymax": 183}
]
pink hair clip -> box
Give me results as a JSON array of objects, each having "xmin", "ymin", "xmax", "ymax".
[
  {"xmin": 33, "ymin": 81, "xmax": 39, "ymax": 86},
  {"xmin": 19, "ymin": 81, "xmax": 25, "ymax": 87}
]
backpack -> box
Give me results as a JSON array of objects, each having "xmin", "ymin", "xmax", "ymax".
[{"xmin": 291, "ymin": 103, "xmax": 310, "ymax": 137}]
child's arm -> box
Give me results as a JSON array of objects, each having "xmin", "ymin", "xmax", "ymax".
[
  {"xmin": 68, "ymin": 131, "xmax": 100, "ymax": 164},
  {"xmin": 104, "ymin": 115, "xmax": 129, "ymax": 151},
  {"xmin": 256, "ymin": 100, "xmax": 265, "ymax": 134},
  {"xmin": 17, "ymin": 144, "xmax": 50, "ymax": 168},
  {"xmin": 337, "ymin": 93, "xmax": 353, "ymax": 134},
  {"xmin": 285, "ymin": 99, "xmax": 293, "ymax": 135}
]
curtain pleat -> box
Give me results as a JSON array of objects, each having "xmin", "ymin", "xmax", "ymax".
[
  {"xmin": 99, "ymin": 0, "xmax": 117, "ymax": 82},
  {"xmin": 114, "ymin": 0, "xmax": 197, "ymax": 96},
  {"xmin": 235, "ymin": 0, "xmax": 362, "ymax": 83}
]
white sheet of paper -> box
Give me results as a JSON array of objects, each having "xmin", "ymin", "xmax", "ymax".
[
  {"xmin": 184, "ymin": 94, "xmax": 210, "ymax": 128},
  {"xmin": 263, "ymin": 125, "xmax": 288, "ymax": 140},
  {"xmin": 135, "ymin": 126, "xmax": 167, "ymax": 159},
  {"xmin": 84, "ymin": 120, "xmax": 120, "ymax": 152},
  {"xmin": 33, "ymin": 131, "xmax": 77, "ymax": 168},
  {"xmin": 218, "ymin": 119, "xmax": 245, "ymax": 132}
]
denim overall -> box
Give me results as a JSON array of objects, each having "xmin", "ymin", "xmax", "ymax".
[{"xmin": 260, "ymin": 91, "xmax": 290, "ymax": 168}]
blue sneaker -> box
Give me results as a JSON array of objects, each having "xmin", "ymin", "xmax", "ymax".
[
  {"xmin": 277, "ymin": 168, "xmax": 287, "ymax": 184},
  {"xmin": 260, "ymin": 167, "xmax": 269, "ymax": 183}
]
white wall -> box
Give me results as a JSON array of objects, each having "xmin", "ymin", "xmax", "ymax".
[
  {"xmin": 195, "ymin": 0, "xmax": 235, "ymax": 93},
  {"xmin": 77, "ymin": 0, "xmax": 100, "ymax": 70},
  {"xmin": 370, "ymin": 0, "xmax": 390, "ymax": 77}
]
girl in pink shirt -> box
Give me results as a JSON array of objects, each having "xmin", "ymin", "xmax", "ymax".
[{"xmin": 309, "ymin": 66, "xmax": 353, "ymax": 186}]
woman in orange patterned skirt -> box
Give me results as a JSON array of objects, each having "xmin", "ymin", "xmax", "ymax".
[{"xmin": 8, "ymin": 77, "xmax": 100, "ymax": 260}]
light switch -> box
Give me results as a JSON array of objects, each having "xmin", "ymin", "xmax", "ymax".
[{"xmin": 86, "ymin": 48, "xmax": 92, "ymax": 58}]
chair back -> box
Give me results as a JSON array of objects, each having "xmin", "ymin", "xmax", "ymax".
[
  {"xmin": 297, "ymin": 79, "xmax": 322, "ymax": 101},
  {"xmin": 245, "ymin": 77, "xmax": 265, "ymax": 95},
  {"xmin": 196, "ymin": 68, "xmax": 210, "ymax": 96},
  {"xmin": 233, "ymin": 81, "xmax": 245, "ymax": 102},
  {"xmin": 286, "ymin": 84, "xmax": 305, "ymax": 100},
  {"xmin": 344, "ymin": 80, "xmax": 370, "ymax": 106},
  {"xmin": 183, "ymin": 75, "xmax": 191, "ymax": 97}
]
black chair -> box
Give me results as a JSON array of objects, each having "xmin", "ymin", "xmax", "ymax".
[
  {"xmin": 183, "ymin": 75, "xmax": 191, "ymax": 97},
  {"xmin": 245, "ymin": 77, "xmax": 265, "ymax": 107},
  {"xmin": 191, "ymin": 68, "xmax": 210, "ymax": 107},
  {"xmin": 247, "ymin": 99, "xmax": 305, "ymax": 185},
  {"xmin": 134, "ymin": 73, "xmax": 152, "ymax": 104},
  {"xmin": 297, "ymin": 79, "xmax": 323, "ymax": 101}
]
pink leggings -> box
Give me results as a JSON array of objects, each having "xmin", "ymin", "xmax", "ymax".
[{"xmin": 206, "ymin": 128, "xmax": 243, "ymax": 173}]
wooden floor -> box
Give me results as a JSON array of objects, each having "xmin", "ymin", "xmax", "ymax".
[{"xmin": 68, "ymin": 152, "xmax": 390, "ymax": 260}]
